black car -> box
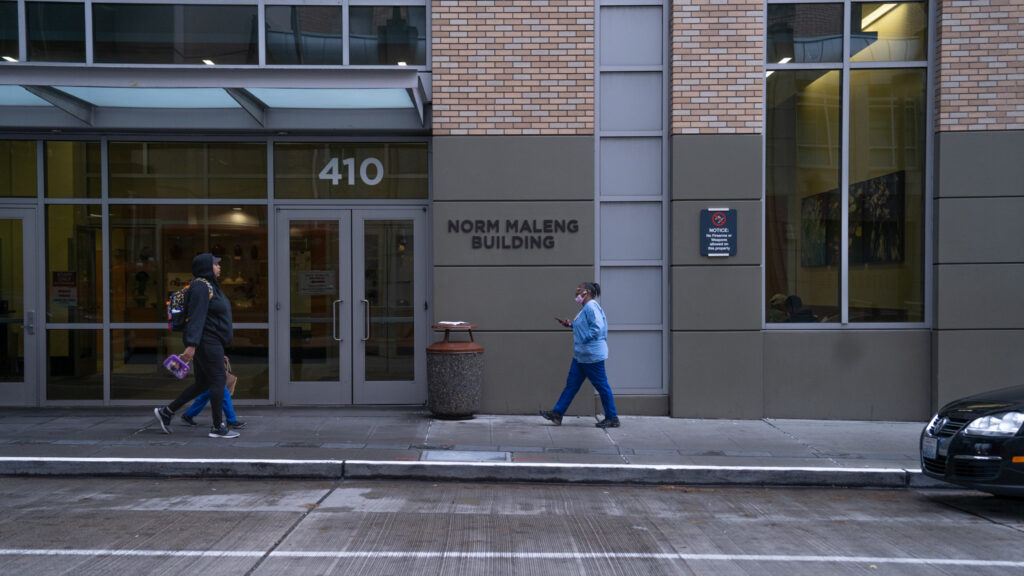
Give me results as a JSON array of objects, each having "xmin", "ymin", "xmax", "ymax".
[{"xmin": 920, "ymin": 384, "xmax": 1024, "ymax": 496}]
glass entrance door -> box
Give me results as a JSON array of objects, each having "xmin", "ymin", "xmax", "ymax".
[
  {"xmin": 0, "ymin": 209, "xmax": 38, "ymax": 405},
  {"xmin": 276, "ymin": 208, "xmax": 425, "ymax": 405}
]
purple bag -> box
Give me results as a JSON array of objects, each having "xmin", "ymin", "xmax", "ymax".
[{"xmin": 162, "ymin": 354, "xmax": 191, "ymax": 379}]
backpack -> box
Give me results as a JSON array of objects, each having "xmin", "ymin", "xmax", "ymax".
[{"xmin": 166, "ymin": 277, "xmax": 213, "ymax": 332}]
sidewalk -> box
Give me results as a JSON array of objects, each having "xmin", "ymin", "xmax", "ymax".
[{"xmin": 0, "ymin": 407, "xmax": 948, "ymax": 489}]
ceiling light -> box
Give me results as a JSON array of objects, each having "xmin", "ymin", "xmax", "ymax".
[
  {"xmin": 203, "ymin": 59, "xmax": 216, "ymax": 66},
  {"xmin": 2, "ymin": 56, "xmax": 17, "ymax": 63},
  {"xmin": 778, "ymin": 57, "xmax": 792, "ymax": 65},
  {"xmin": 397, "ymin": 61, "xmax": 407, "ymax": 66},
  {"xmin": 861, "ymin": 3, "xmax": 897, "ymax": 30},
  {"xmin": 766, "ymin": 70, "xmax": 774, "ymax": 77}
]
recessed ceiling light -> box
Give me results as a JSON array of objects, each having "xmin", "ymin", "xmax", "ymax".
[
  {"xmin": 2, "ymin": 56, "xmax": 18, "ymax": 63},
  {"xmin": 203, "ymin": 59, "xmax": 216, "ymax": 66},
  {"xmin": 397, "ymin": 61, "xmax": 407, "ymax": 66}
]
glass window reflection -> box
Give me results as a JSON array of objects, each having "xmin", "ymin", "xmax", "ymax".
[
  {"xmin": 349, "ymin": 6, "xmax": 427, "ymax": 66},
  {"xmin": 108, "ymin": 142, "xmax": 266, "ymax": 199},
  {"xmin": 93, "ymin": 3, "xmax": 259, "ymax": 65},
  {"xmin": 851, "ymin": 2, "xmax": 927, "ymax": 62},
  {"xmin": 0, "ymin": 1, "xmax": 17, "ymax": 61},
  {"xmin": 767, "ymin": 4, "xmax": 844, "ymax": 64},
  {"xmin": 266, "ymin": 6, "xmax": 343, "ymax": 65},
  {"xmin": 766, "ymin": 70, "xmax": 842, "ymax": 323}
]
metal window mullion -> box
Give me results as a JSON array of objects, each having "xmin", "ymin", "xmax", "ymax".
[
  {"xmin": 100, "ymin": 137, "xmax": 111, "ymax": 403},
  {"xmin": 84, "ymin": 0, "xmax": 93, "ymax": 64},
  {"xmin": 17, "ymin": 0, "xmax": 26, "ymax": 61},
  {"xmin": 258, "ymin": 0, "xmax": 266, "ymax": 66},
  {"xmin": 923, "ymin": 0, "xmax": 935, "ymax": 329},
  {"xmin": 342, "ymin": 0, "xmax": 350, "ymax": 66},
  {"xmin": 840, "ymin": 2, "xmax": 850, "ymax": 325}
]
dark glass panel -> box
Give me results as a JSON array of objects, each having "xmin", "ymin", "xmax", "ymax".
[
  {"xmin": 0, "ymin": 2, "xmax": 17, "ymax": 61},
  {"xmin": 28, "ymin": 2, "xmax": 86, "ymax": 62},
  {"xmin": 349, "ymin": 6, "xmax": 427, "ymax": 65},
  {"xmin": 767, "ymin": 3, "xmax": 844, "ymax": 64},
  {"xmin": 265, "ymin": 5, "xmax": 343, "ymax": 65},
  {"xmin": 47, "ymin": 329, "xmax": 103, "ymax": 400},
  {"xmin": 93, "ymin": 4, "xmax": 258, "ymax": 64}
]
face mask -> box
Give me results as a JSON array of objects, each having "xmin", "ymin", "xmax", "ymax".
[{"xmin": 575, "ymin": 293, "xmax": 585, "ymax": 305}]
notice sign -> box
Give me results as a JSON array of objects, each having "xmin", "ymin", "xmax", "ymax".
[
  {"xmin": 52, "ymin": 271, "xmax": 77, "ymax": 307},
  {"xmin": 700, "ymin": 208, "xmax": 737, "ymax": 257}
]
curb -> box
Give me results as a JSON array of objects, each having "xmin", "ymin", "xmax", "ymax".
[{"xmin": 0, "ymin": 457, "xmax": 948, "ymax": 489}]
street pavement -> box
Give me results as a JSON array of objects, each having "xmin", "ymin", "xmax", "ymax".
[{"xmin": 0, "ymin": 406, "xmax": 950, "ymax": 489}]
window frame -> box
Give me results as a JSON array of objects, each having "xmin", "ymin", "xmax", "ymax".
[{"xmin": 763, "ymin": 0, "xmax": 934, "ymax": 329}]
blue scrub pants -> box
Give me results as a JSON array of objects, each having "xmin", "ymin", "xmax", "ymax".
[
  {"xmin": 552, "ymin": 359, "xmax": 617, "ymax": 419},
  {"xmin": 184, "ymin": 386, "xmax": 237, "ymax": 423}
]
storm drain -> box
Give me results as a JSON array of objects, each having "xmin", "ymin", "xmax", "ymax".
[{"xmin": 420, "ymin": 451, "xmax": 511, "ymax": 462}]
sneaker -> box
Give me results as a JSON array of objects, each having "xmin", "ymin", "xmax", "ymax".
[
  {"xmin": 153, "ymin": 407, "xmax": 173, "ymax": 434},
  {"xmin": 209, "ymin": 424, "xmax": 240, "ymax": 439},
  {"xmin": 539, "ymin": 410, "xmax": 562, "ymax": 426},
  {"xmin": 227, "ymin": 420, "xmax": 246, "ymax": 430},
  {"xmin": 181, "ymin": 414, "xmax": 197, "ymax": 427},
  {"xmin": 595, "ymin": 417, "xmax": 620, "ymax": 429}
]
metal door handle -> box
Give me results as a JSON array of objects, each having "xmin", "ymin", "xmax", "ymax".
[
  {"xmin": 332, "ymin": 299, "xmax": 343, "ymax": 342},
  {"xmin": 23, "ymin": 310, "xmax": 34, "ymax": 336},
  {"xmin": 361, "ymin": 299, "xmax": 370, "ymax": 341}
]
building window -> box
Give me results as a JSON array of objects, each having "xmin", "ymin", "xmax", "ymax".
[
  {"xmin": 765, "ymin": 1, "xmax": 927, "ymax": 325},
  {"xmin": 349, "ymin": 6, "xmax": 427, "ymax": 66},
  {"xmin": 28, "ymin": 1, "xmax": 86, "ymax": 62},
  {"xmin": 0, "ymin": 1, "xmax": 17, "ymax": 62},
  {"xmin": 265, "ymin": 5, "xmax": 344, "ymax": 65},
  {"xmin": 92, "ymin": 3, "xmax": 259, "ymax": 65}
]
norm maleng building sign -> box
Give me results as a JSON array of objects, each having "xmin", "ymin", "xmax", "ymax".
[
  {"xmin": 447, "ymin": 218, "xmax": 580, "ymax": 250},
  {"xmin": 434, "ymin": 201, "xmax": 593, "ymax": 266}
]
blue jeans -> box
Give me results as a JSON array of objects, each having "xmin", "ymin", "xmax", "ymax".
[
  {"xmin": 552, "ymin": 359, "xmax": 617, "ymax": 419},
  {"xmin": 184, "ymin": 386, "xmax": 238, "ymax": 423}
]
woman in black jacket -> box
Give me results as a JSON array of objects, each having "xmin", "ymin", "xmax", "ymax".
[{"xmin": 153, "ymin": 253, "xmax": 238, "ymax": 438}]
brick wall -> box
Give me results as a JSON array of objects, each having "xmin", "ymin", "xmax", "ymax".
[
  {"xmin": 431, "ymin": 0, "xmax": 594, "ymax": 135},
  {"xmin": 671, "ymin": 0, "xmax": 764, "ymax": 134},
  {"xmin": 937, "ymin": 0, "xmax": 1024, "ymax": 131}
]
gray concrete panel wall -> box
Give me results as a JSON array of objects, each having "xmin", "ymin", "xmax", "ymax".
[
  {"xmin": 934, "ymin": 330, "xmax": 1024, "ymax": 410},
  {"xmin": 434, "ymin": 267, "xmax": 591, "ymax": 331},
  {"xmin": 936, "ymin": 131, "xmax": 1024, "ymax": 198},
  {"xmin": 936, "ymin": 197, "xmax": 1024, "ymax": 263},
  {"xmin": 434, "ymin": 202, "xmax": 594, "ymax": 266},
  {"xmin": 763, "ymin": 331, "xmax": 932, "ymax": 421},
  {"xmin": 935, "ymin": 264, "xmax": 1024, "ymax": 329},
  {"xmin": 671, "ymin": 266, "xmax": 763, "ymax": 331},
  {"xmin": 433, "ymin": 136, "xmax": 594, "ymax": 201},
  {"xmin": 672, "ymin": 200, "xmax": 761, "ymax": 266},
  {"xmin": 672, "ymin": 331, "xmax": 764, "ymax": 418},
  {"xmin": 672, "ymin": 134, "xmax": 763, "ymax": 200}
]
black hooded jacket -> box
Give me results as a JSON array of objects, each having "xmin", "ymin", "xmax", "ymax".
[{"xmin": 183, "ymin": 253, "xmax": 234, "ymax": 348}]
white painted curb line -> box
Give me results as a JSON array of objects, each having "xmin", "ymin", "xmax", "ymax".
[{"xmin": 0, "ymin": 457, "xmax": 951, "ymax": 489}]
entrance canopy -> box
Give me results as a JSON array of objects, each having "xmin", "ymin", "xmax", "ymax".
[{"xmin": 0, "ymin": 65, "xmax": 431, "ymax": 133}]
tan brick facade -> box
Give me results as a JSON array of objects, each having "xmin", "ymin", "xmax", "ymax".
[
  {"xmin": 431, "ymin": 0, "xmax": 595, "ymax": 135},
  {"xmin": 937, "ymin": 0, "xmax": 1024, "ymax": 131},
  {"xmin": 670, "ymin": 0, "xmax": 764, "ymax": 135}
]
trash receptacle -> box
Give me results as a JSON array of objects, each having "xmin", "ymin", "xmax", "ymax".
[{"xmin": 427, "ymin": 322, "xmax": 483, "ymax": 419}]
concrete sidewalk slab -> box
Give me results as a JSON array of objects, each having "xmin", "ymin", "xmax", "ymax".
[{"xmin": 0, "ymin": 407, "xmax": 946, "ymax": 490}]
